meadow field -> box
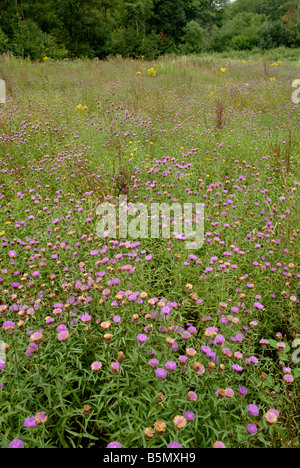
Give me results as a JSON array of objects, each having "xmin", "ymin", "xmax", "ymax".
[{"xmin": 0, "ymin": 51, "xmax": 299, "ymax": 448}]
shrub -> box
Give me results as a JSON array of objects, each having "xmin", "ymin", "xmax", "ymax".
[
  {"xmin": 0, "ymin": 28, "xmax": 9, "ymax": 54},
  {"xmin": 182, "ymin": 20, "xmax": 206, "ymax": 54},
  {"xmin": 10, "ymin": 19, "xmax": 68, "ymax": 60}
]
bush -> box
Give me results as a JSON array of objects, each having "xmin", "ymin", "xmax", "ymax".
[
  {"xmin": 10, "ymin": 19, "xmax": 68, "ymax": 60},
  {"xmin": 0, "ymin": 28, "xmax": 9, "ymax": 54},
  {"xmin": 208, "ymin": 12, "xmax": 268, "ymax": 52},
  {"xmin": 182, "ymin": 20, "xmax": 206, "ymax": 54}
]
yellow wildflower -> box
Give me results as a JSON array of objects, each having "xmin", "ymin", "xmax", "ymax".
[
  {"xmin": 148, "ymin": 67, "xmax": 156, "ymax": 77},
  {"xmin": 76, "ymin": 104, "xmax": 88, "ymax": 110}
]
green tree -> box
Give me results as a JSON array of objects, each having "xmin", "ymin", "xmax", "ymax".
[
  {"xmin": 0, "ymin": 27, "xmax": 9, "ymax": 53},
  {"xmin": 281, "ymin": 1, "xmax": 300, "ymax": 47},
  {"xmin": 0, "ymin": 0, "xmax": 298, "ymax": 59},
  {"xmin": 113, "ymin": 0, "xmax": 154, "ymax": 55},
  {"xmin": 182, "ymin": 20, "xmax": 206, "ymax": 53},
  {"xmin": 150, "ymin": 0, "xmax": 186, "ymax": 44},
  {"xmin": 10, "ymin": 18, "xmax": 67, "ymax": 59},
  {"xmin": 208, "ymin": 11, "xmax": 268, "ymax": 51}
]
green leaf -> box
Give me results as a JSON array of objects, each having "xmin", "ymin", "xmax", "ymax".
[
  {"xmin": 292, "ymin": 368, "xmax": 300, "ymax": 379},
  {"xmin": 65, "ymin": 429, "xmax": 99, "ymax": 440},
  {"xmin": 279, "ymin": 429, "xmax": 286, "ymax": 440},
  {"xmin": 268, "ymin": 339, "xmax": 278, "ymax": 349},
  {"xmin": 265, "ymin": 375, "xmax": 274, "ymax": 387}
]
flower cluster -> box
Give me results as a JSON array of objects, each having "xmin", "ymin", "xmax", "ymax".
[{"xmin": 0, "ymin": 55, "xmax": 298, "ymax": 449}]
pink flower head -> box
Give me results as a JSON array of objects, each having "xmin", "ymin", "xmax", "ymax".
[
  {"xmin": 247, "ymin": 424, "xmax": 258, "ymax": 435},
  {"xmin": 165, "ymin": 361, "xmax": 177, "ymax": 372},
  {"xmin": 155, "ymin": 368, "xmax": 167, "ymax": 379},
  {"xmin": 137, "ymin": 334, "xmax": 147, "ymax": 343},
  {"xmin": 9, "ymin": 439, "xmax": 24, "ymax": 448},
  {"xmin": 213, "ymin": 441, "xmax": 226, "ymax": 448},
  {"xmin": 148, "ymin": 359, "xmax": 159, "ymax": 368},
  {"xmin": 283, "ymin": 374, "xmax": 294, "ymax": 383},
  {"xmin": 111, "ymin": 362, "xmax": 120, "ymax": 373},
  {"xmin": 168, "ymin": 442, "xmax": 182, "ymax": 448},
  {"xmin": 91, "ymin": 361, "xmax": 102, "ymax": 372},
  {"xmin": 24, "ymin": 417, "xmax": 36, "ymax": 428},
  {"xmin": 107, "ymin": 442, "xmax": 122, "ymax": 448},
  {"xmin": 248, "ymin": 404, "xmax": 259, "ymax": 417},
  {"xmin": 80, "ymin": 313, "xmax": 91, "ymax": 323},
  {"xmin": 35, "ymin": 411, "xmax": 48, "ymax": 425},
  {"xmin": 264, "ymin": 409, "xmax": 279, "ymax": 424},
  {"xmin": 57, "ymin": 330, "xmax": 69, "ymax": 342}
]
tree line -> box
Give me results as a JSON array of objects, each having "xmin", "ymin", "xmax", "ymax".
[{"xmin": 0, "ymin": 0, "xmax": 299, "ymax": 60}]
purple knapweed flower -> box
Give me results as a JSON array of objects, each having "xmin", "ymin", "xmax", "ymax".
[
  {"xmin": 137, "ymin": 334, "xmax": 148, "ymax": 343},
  {"xmin": 107, "ymin": 442, "xmax": 122, "ymax": 448},
  {"xmin": 9, "ymin": 439, "xmax": 24, "ymax": 448},
  {"xmin": 24, "ymin": 417, "xmax": 36, "ymax": 428},
  {"xmin": 155, "ymin": 368, "xmax": 167, "ymax": 379},
  {"xmin": 184, "ymin": 411, "xmax": 195, "ymax": 421},
  {"xmin": 247, "ymin": 424, "xmax": 258, "ymax": 435},
  {"xmin": 248, "ymin": 404, "xmax": 259, "ymax": 417},
  {"xmin": 148, "ymin": 359, "xmax": 159, "ymax": 368},
  {"xmin": 165, "ymin": 361, "xmax": 177, "ymax": 372}
]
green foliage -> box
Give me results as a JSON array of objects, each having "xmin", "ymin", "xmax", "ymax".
[
  {"xmin": 281, "ymin": 1, "xmax": 300, "ymax": 47},
  {"xmin": 151, "ymin": 0, "xmax": 186, "ymax": 41},
  {"xmin": 209, "ymin": 12, "xmax": 268, "ymax": 51},
  {"xmin": 0, "ymin": 0, "xmax": 299, "ymax": 58},
  {"xmin": 182, "ymin": 20, "xmax": 206, "ymax": 54},
  {"xmin": 258, "ymin": 21, "xmax": 284, "ymax": 50},
  {"xmin": 0, "ymin": 28, "xmax": 9, "ymax": 54},
  {"xmin": 9, "ymin": 19, "xmax": 68, "ymax": 60}
]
